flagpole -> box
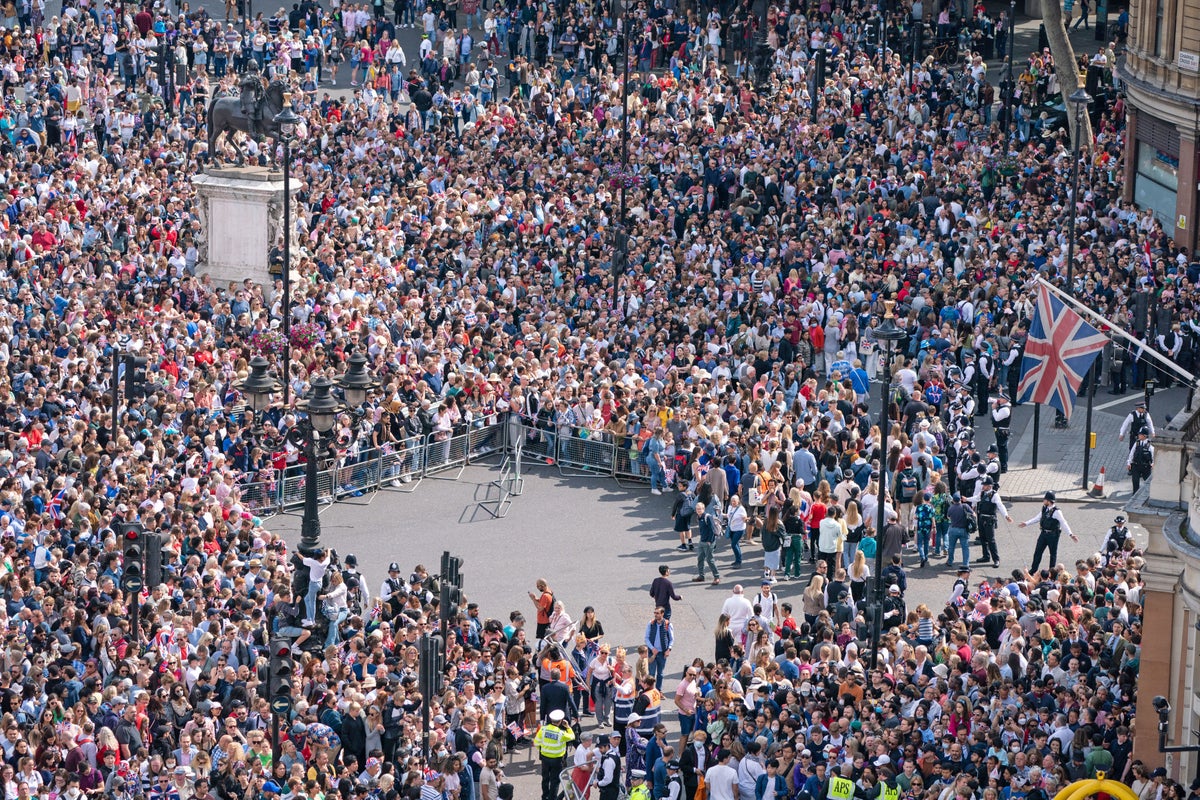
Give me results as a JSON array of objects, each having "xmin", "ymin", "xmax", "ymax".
[
  {"xmin": 1083, "ymin": 361, "xmax": 1095, "ymax": 490},
  {"xmin": 1032, "ymin": 404, "xmax": 1040, "ymax": 468},
  {"xmin": 1037, "ymin": 278, "xmax": 1197, "ymax": 387}
]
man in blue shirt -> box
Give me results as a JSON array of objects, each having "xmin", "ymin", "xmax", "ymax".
[{"xmin": 643, "ymin": 607, "xmax": 673, "ymax": 690}]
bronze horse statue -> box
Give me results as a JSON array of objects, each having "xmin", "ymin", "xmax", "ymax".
[{"xmin": 206, "ymin": 79, "xmax": 287, "ymax": 165}]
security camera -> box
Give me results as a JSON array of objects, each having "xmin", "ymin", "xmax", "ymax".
[{"xmin": 1153, "ymin": 696, "xmax": 1170, "ymax": 714}]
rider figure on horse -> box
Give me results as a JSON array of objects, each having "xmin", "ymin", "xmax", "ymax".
[{"xmin": 239, "ymin": 59, "xmax": 266, "ymax": 137}]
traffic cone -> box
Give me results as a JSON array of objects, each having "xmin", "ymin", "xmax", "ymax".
[{"xmin": 1090, "ymin": 466, "xmax": 1106, "ymax": 498}]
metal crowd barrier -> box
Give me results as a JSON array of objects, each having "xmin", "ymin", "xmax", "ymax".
[
  {"xmin": 237, "ymin": 478, "xmax": 281, "ymax": 517},
  {"xmin": 467, "ymin": 416, "xmax": 507, "ymax": 465},
  {"xmin": 376, "ymin": 435, "xmax": 426, "ymax": 493},
  {"xmin": 613, "ymin": 439, "xmax": 650, "ymax": 486},
  {"xmin": 557, "ymin": 433, "xmax": 616, "ymax": 478},
  {"xmin": 256, "ymin": 416, "xmax": 660, "ymax": 520},
  {"xmin": 425, "ymin": 430, "xmax": 469, "ymax": 481}
]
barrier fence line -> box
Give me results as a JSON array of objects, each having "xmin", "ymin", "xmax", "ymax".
[{"xmin": 250, "ymin": 417, "xmax": 651, "ymax": 520}]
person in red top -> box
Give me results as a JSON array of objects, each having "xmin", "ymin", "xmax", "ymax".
[
  {"xmin": 30, "ymin": 222, "xmax": 56, "ymax": 250},
  {"xmin": 528, "ymin": 579, "xmax": 554, "ymax": 639}
]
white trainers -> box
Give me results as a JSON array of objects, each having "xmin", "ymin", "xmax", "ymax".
[{"xmin": 651, "ymin": 489, "xmax": 662, "ymax": 496}]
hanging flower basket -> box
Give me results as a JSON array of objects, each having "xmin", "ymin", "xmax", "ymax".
[
  {"xmin": 249, "ymin": 329, "xmax": 286, "ymax": 358},
  {"xmin": 290, "ymin": 322, "xmax": 326, "ymax": 352}
]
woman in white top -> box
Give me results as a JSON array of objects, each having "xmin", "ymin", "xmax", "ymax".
[
  {"xmin": 318, "ymin": 570, "xmax": 350, "ymax": 648},
  {"xmin": 726, "ymin": 495, "xmax": 748, "ymax": 568},
  {"xmin": 586, "ymin": 644, "xmax": 615, "ymax": 727}
]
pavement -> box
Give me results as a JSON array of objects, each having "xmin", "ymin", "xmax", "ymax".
[{"xmin": 266, "ymin": 454, "xmax": 1141, "ymax": 793}]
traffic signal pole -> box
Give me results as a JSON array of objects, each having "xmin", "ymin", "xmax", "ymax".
[{"xmin": 111, "ymin": 349, "xmax": 120, "ymax": 445}]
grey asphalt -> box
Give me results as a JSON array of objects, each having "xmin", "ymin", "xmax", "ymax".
[{"xmin": 266, "ymin": 454, "xmax": 1138, "ymax": 789}]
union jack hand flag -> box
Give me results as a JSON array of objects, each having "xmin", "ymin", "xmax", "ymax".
[{"xmin": 1016, "ymin": 282, "xmax": 1108, "ymax": 420}]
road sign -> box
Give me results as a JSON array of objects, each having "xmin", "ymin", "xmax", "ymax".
[{"xmin": 271, "ymin": 695, "xmax": 292, "ymax": 715}]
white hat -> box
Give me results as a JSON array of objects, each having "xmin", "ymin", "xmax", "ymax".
[
  {"xmin": 627, "ymin": 713, "xmax": 642, "ymax": 723},
  {"xmin": 874, "ymin": 755, "xmax": 891, "ymax": 767},
  {"xmin": 548, "ymin": 710, "xmax": 565, "ymax": 723}
]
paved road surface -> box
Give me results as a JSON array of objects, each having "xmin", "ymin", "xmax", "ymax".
[{"xmin": 267, "ymin": 456, "xmax": 1138, "ymax": 791}]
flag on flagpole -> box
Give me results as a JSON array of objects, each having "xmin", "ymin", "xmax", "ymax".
[{"xmin": 1016, "ymin": 282, "xmax": 1108, "ymax": 420}]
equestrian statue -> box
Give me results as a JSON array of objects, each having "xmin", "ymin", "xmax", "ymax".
[{"xmin": 206, "ymin": 63, "xmax": 288, "ymax": 165}]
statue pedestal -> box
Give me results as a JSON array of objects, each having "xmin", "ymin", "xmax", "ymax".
[{"xmin": 192, "ymin": 166, "xmax": 290, "ymax": 291}]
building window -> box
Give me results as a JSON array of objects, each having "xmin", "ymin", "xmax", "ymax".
[{"xmin": 1154, "ymin": 0, "xmax": 1165, "ymax": 56}]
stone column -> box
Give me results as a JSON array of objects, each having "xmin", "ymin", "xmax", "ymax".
[
  {"xmin": 1176, "ymin": 130, "xmax": 1199, "ymax": 255},
  {"xmin": 192, "ymin": 166, "xmax": 291, "ymax": 291},
  {"xmin": 1124, "ymin": 107, "xmax": 1138, "ymax": 205}
]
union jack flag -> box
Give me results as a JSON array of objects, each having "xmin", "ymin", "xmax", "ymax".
[
  {"xmin": 1017, "ymin": 282, "xmax": 1108, "ymax": 420},
  {"xmin": 47, "ymin": 489, "xmax": 65, "ymax": 523}
]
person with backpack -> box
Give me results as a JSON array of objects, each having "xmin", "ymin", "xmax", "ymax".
[
  {"xmin": 945, "ymin": 492, "xmax": 975, "ymax": 570},
  {"xmin": 894, "ymin": 456, "xmax": 920, "ymax": 530},
  {"xmin": 671, "ymin": 491, "xmax": 697, "ymax": 551}
]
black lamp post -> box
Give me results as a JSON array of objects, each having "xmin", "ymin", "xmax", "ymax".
[
  {"xmin": 1066, "ymin": 87, "xmax": 1093, "ymax": 484},
  {"xmin": 870, "ymin": 301, "xmax": 906, "ymax": 669},
  {"xmin": 238, "ymin": 355, "xmax": 377, "ymax": 556},
  {"xmin": 1065, "ymin": 87, "xmax": 1091, "ymax": 295},
  {"xmin": 1002, "ymin": 0, "xmax": 1016, "ymax": 137},
  {"xmin": 611, "ymin": 4, "xmax": 632, "ymax": 314},
  {"xmin": 273, "ymin": 95, "xmax": 301, "ymax": 406},
  {"xmin": 756, "ymin": 0, "xmax": 774, "ymax": 89}
]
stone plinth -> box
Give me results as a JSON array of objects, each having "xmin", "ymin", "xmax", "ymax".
[{"xmin": 192, "ymin": 166, "xmax": 292, "ymax": 291}]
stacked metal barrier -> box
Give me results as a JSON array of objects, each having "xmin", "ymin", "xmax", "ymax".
[{"xmin": 238, "ymin": 417, "xmax": 651, "ymax": 519}]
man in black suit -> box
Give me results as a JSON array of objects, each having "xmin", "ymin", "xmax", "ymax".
[
  {"xmin": 679, "ymin": 730, "xmax": 708, "ymax": 800},
  {"xmin": 539, "ymin": 668, "xmax": 573, "ymax": 723}
]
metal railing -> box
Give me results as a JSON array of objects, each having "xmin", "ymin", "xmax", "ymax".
[{"xmin": 247, "ymin": 417, "xmax": 654, "ymax": 520}]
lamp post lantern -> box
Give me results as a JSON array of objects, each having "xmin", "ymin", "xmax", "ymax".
[
  {"xmin": 870, "ymin": 301, "xmax": 906, "ymax": 669},
  {"xmin": 237, "ymin": 357, "xmax": 377, "ymax": 557}
]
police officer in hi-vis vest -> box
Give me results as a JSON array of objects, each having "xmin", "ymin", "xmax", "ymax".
[{"xmin": 533, "ymin": 709, "xmax": 575, "ymax": 800}]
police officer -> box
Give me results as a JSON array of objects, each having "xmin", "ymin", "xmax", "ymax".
[
  {"xmin": 630, "ymin": 770, "xmax": 651, "ymax": 800},
  {"xmin": 1019, "ymin": 491, "xmax": 1079, "ymax": 572},
  {"xmin": 1127, "ymin": 429, "xmax": 1155, "ymax": 492},
  {"xmin": 974, "ymin": 477, "xmax": 1013, "ymax": 569},
  {"xmin": 983, "ymin": 444, "xmax": 1002, "ymax": 493},
  {"xmin": 341, "ymin": 554, "xmax": 369, "ymax": 615},
  {"xmin": 1101, "ymin": 515, "xmax": 1131, "ymax": 559},
  {"xmin": 1119, "ymin": 401, "xmax": 1155, "ymax": 450},
  {"xmin": 990, "ymin": 396, "xmax": 1011, "ymax": 472},
  {"xmin": 665, "ymin": 760, "xmax": 684, "ymax": 800},
  {"xmin": 976, "ymin": 347, "xmax": 995, "ymax": 415},
  {"xmin": 533, "ymin": 709, "xmax": 575, "ymax": 800},
  {"xmin": 596, "ymin": 734, "xmax": 623, "ymax": 800},
  {"xmin": 957, "ymin": 450, "xmax": 981, "ymax": 502}
]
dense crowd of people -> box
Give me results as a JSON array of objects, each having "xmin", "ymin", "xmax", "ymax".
[{"xmin": 0, "ymin": 0, "xmax": 1188, "ymax": 793}]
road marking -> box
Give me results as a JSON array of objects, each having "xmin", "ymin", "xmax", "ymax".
[{"xmin": 1092, "ymin": 394, "xmax": 1143, "ymax": 412}]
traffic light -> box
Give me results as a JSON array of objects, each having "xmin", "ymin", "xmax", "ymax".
[
  {"xmin": 118, "ymin": 523, "xmax": 144, "ymax": 594},
  {"xmin": 124, "ymin": 355, "xmax": 148, "ymax": 399},
  {"xmin": 143, "ymin": 531, "xmax": 164, "ymax": 589},
  {"xmin": 440, "ymin": 551, "xmax": 463, "ymax": 589},
  {"xmin": 439, "ymin": 583, "xmax": 463, "ymax": 640},
  {"xmin": 268, "ymin": 639, "xmax": 295, "ymax": 715},
  {"xmin": 419, "ymin": 634, "xmax": 445, "ymax": 699}
]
